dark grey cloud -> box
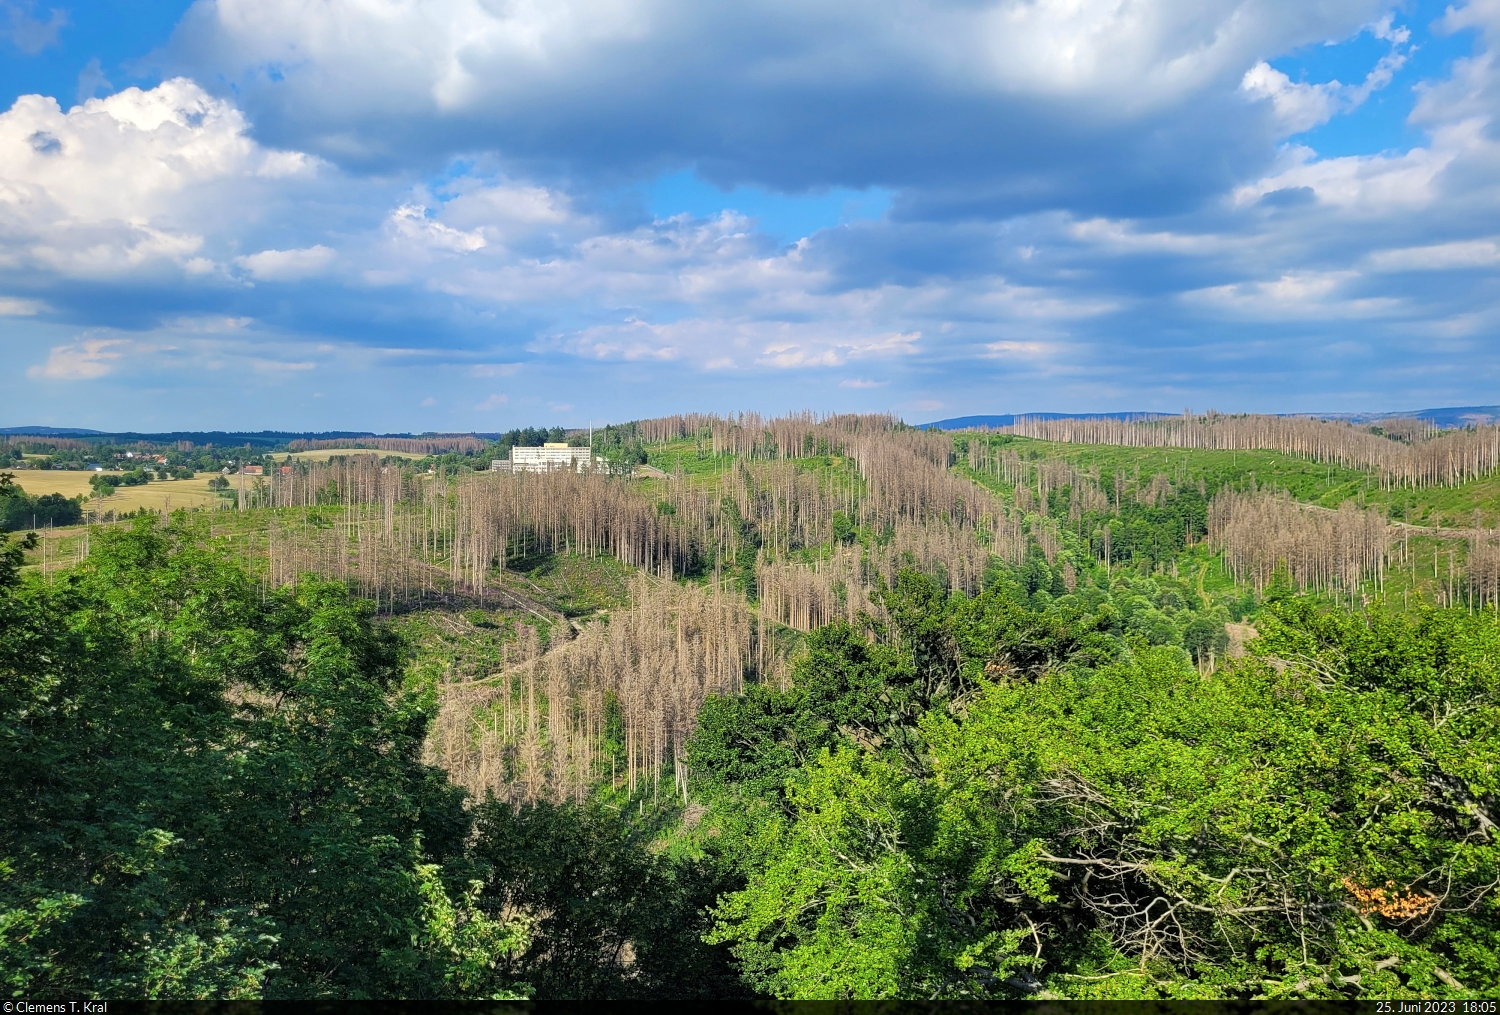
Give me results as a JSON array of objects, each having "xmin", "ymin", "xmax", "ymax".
[
  {"xmin": 10, "ymin": 0, "xmax": 1500, "ymax": 430},
  {"xmin": 158, "ymin": 0, "xmax": 1388, "ymax": 214}
]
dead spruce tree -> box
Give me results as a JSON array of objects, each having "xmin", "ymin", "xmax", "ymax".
[
  {"xmin": 1005, "ymin": 411, "xmax": 1500, "ymax": 489},
  {"xmin": 426, "ymin": 575, "xmax": 766, "ymax": 805},
  {"xmin": 1208, "ymin": 487, "xmax": 1389, "ymax": 596}
]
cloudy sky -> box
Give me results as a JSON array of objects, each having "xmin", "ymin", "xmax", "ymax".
[{"xmin": 1, "ymin": 0, "xmax": 1497, "ymax": 431}]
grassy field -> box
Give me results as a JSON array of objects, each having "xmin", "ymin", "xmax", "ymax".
[
  {"xmin": 984, "ymin": 437, "xmax": 1374, "ymax": 503},
  {"xmin": 503, "ymin": 550, "xmax": 637, "ymax": 618},
  {"xmin": 644, "ymin": 438, "xmax": 736, "ymax": 477},
  {"xmin": 8, "ymin": 470, "xmax": 226, "ymax": 513},
  {"xmin": 643, "ymin": 440, "xmax": 865, "ymax": 501},
  {"xmin": 1366, "ymin": 474, "xmax": 1500, "ymax": 529}
]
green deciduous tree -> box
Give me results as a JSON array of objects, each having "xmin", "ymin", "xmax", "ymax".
[
  {"xmin": 706, "ymin": 569, "xmax": 1500, "ymax": 1000},
  {"xmin": 0, "ymin": 520, "xmax": 529, "ymax": 999},
  {"xmin": 468, "ymin": 801, "xmax": 745, "ymax": 999}
]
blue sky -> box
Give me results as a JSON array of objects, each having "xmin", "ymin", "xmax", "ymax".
[{"xmin": 2, "ymin": 0, "xmax": 1499, "ymax": 431}]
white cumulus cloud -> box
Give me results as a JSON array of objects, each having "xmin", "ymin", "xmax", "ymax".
[
  {"xmin": 28, "ymin": 337, "xmax": 132, "ymax": 380},
  {"xmin": 1240, "ymin": 16, "xmax": 1411, "ymax": 136},
  {"xmin": 0, "ymin": 78, "xmax": 322, "ymax": 277},
  {"xmin": 1240, "ymin": 63, "xmax": 1343, "ymax": 134},
  {"xmin": 236, "ymin": 244, "xmax": 336, "ymax": 280},
  {"xmin": 388, "ymin": 204, "xmax": 486, "ymax": 253},
  {"xmin": 16, "ymin": 0, "xmax": 1500, "ymax": 421}
]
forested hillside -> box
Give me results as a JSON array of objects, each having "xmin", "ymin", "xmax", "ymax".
[{"xmin": 5, "ymin": 412, "xmax": 1499, "ymax": 999}]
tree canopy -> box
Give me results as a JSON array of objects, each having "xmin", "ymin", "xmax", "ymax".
[
  {"xmin": 4, "ymin": 517, "xmax": 1496, "ymax": 999},
  {"xmin": 696, "ymin": 574, "xmax": 1500, "ymax": 999},
  {"xmin": 0, "ymin": 519, "xmax": 525, "ymax": 998}
]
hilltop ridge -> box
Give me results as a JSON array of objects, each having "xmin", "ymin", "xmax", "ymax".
[{"xmin": 920, "ymin": 404, "xmax": 1500, "ymax": 430}]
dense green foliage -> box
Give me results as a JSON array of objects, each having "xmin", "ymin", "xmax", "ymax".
[
  {"xmin": 690, "ymin": 573, "xmax": 1500, "ymax": 999},
  {"xmin": 590, "ymin": 423, "xmax": 651, "ymax": 474},
  {"xmin": 468, "ymin": 801, "xmax": 746, "ymax": 998},
  {"xmin": 0, "ymin": 521, "xmax": 528, "ymax": 999},
  {"xmin": 0, "ymin": 473, "xmax": 82, "ymax": 531},
  {"xmin": 89, "ymin": 469, "xmax": 152, "ymax": 495}
]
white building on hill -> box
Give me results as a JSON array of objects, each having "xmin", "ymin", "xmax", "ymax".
[{"xmin": 502, "ymin": 442, "xmax": 596, "ymax": 473}]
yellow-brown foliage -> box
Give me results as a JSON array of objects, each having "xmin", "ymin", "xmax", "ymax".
[
  {"xmin": 426, "ymin": 576, "xmax": 764, "ymax": 805},
  {"xmin": 1341, "ymin": 877, "xmax": 1439, "ymax": 920},
  {"xmin": 1209, "ymin": 487, "xmax": 1389, "ymax": 595}
]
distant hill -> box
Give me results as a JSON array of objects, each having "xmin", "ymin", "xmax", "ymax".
[
  {"xmin": 1327, "ymin": 406, "xmax": 1500, "ymax": 428},
  {"xmin": 920, "ymin": 406, "xmax": 1500, "ymax": 431},
  {"xmin": 0, "ymin": 426, "xmax": 106, "ymax": 436},
  {"xmin": 917, "ymin": 412, "xmax": 1164, "ymax": 430},
  {"xmin": 0, "ymin": 428, "xmax": 393, "ymax": 447}
]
